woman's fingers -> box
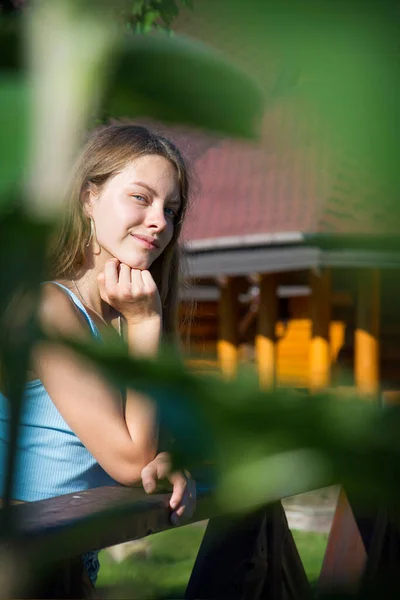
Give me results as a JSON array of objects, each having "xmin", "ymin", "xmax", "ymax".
[
  {"xmin": 103, "ymin": 259, "xmax": 119, "ymax": 298},
  {"xmin": 169, "ymin": 472, "xmax": 187, "ymax": 511},
  {"xmin": 140, "ymin": 270, "xmax": 157, "ymax": 294},
  {"xmin": 141, "ymin": 452, "xmax": 171, "ymax": 494},
  {"xmin": 98, "ymin": 259, "xmax": 118, "ymax": 302},
  {"xmin": 98, "ymin": 262, "xmax": 161, "ymax": 324},
  {"xmin": 170, "ymin": 474, "xmax": 196, "ymax": 525},
  {"xmin": 141, "ymin": 453, "xmax": 196, "ymax": 527},
  {"xmin": 130, "ymin": 268, "xmax": 144, "ymax": 295},
  {"xmin": 171, "ymin": 486, "xmax": 196, "ymax": 525},
  {"xmin": 118, "ymin": 263, "xmax": 132, "ymax": 296}
]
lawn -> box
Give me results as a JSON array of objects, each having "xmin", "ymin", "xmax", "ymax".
[{"xmin": 97, "ymin": 522, "xmax": 328, "ymax": 599}]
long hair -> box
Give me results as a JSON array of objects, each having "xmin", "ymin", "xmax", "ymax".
[{"xmin": 49, "ymin": 124, "xmax": 191, "ymax": 342}]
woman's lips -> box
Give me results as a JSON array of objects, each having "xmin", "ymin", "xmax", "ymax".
[{"xmin": 131, "ymin": 235, "xmax": 159, "ymax": 250}]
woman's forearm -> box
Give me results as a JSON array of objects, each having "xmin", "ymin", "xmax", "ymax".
[
  {"xmin": 124, "ymin": 386, "xmax": 159, "ymax": 467},
  {"xmin": 122, "ymin": 316, "xmax": 162, "ymax": 465},
  {"xmin": 126, "ymin": 315, "xmax": 162, "ymax": 357}
]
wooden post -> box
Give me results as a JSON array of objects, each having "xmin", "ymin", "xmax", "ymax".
[
  {"xmin": 309, "ymin": 268, "xmax": 331, "ymax": 391},
  {"xmin": 256, "ymin": 274, "xmax": 277, "ymax": 389},
  {"xmin": 355, "ymin": 269, "xmax": 380, "ymax": 396},
  {"xmin": 217, "ymin": 277, "xmax": 240, "ymax": 379}
]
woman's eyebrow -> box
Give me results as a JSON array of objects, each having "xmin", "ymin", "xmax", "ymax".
[
  {"xmin": 131, "ymin": 181, "xmax": 181, "ymax": 206},
  {"xmin": 130, "ymin": 181, "xmax": 158, "ymax": 196},
  {"xmin": 167, "ymin": 196, "xmax": 181, "ymax": 208}
]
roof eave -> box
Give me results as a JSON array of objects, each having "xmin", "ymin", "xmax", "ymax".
[
  {"xmin": 183, "ymin": 231, "xmax": 305, "ymax": 252},
  {"xmin": 185, "ymin": 244, "xmax": 400, "ymax": 279}
]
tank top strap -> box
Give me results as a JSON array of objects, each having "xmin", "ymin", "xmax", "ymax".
[{"xmin": 43, "ymin": 281, "xmax": 102, "ymax": 340}]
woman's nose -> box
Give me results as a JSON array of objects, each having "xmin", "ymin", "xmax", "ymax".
[{"xmin": 145, "ymin": 206, "xmax": 168, "ymax": 231}]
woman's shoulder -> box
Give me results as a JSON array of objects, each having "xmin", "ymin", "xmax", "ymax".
[{"xmin": 38, "ymin": 282, "xmax": 89, "ymax": 338}]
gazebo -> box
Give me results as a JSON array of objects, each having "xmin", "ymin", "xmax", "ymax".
[{"xmin": 178, "ymin": 129, "xmax": 400, "ymax": 399}]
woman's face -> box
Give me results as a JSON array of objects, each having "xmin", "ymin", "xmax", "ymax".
[{"xmin": 88, "ymin": 154, "xmax": 181, "ymax": 270}]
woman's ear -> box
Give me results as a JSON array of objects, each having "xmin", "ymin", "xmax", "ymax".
[{"xmin": 81, "ymin": 182, "xmax": 96, "ymax": 217}]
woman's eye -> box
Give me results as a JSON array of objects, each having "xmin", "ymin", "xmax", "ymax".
[
  {"xmin": 164, "ymin": 207, "xmax": 177, "ymax": 219},
  {"xmin": 132, "ymin": 194, "xmax": 147, "ymax": 203}
]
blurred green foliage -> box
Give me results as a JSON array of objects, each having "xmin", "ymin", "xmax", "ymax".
[
  {"xmin": 1, "ymin": 0, "xmax": 400, "ymax": 596},
  {"xmin": 63, "ymin": 337, "xmax": 400, "ymax": 518},
  {"xmin": 122, "ymin": 0, "xmax": 193, "ymax": 33},
  {"xmin": 102, "ymin": 32, "xmax": 263, "ymax": 136},
  {"xmin": 0, "ymin": 75, "xmax": 28, "ymax": 199},
  {"xmin": 182, "ymin": 0, "xmax": 400, "ymax": 202}
]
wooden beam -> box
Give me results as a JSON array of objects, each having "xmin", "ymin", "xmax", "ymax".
[
  {"xmin": 355, "ymin": 269, "xmax": 380, "ymax": 396},
  {"xmin": 256, "ymin": 274, "xmax": 277, "ymax": 389},
  {"xmin": 185, "ymin": 503, "xmax": 311, "ymax": 600},
  {"xmin": 309, "ymin": 269, "xmax": 331, "ymax": 391},
  {"xmin": 217, "ymin": 277, "xmax": 240, "ymax": 379},
  {"xmin": 318, "ymin": 488, "xmax": 367, "ymax": 594}
]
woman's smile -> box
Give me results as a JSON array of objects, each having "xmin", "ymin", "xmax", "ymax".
[{"xmin": 131, "ymin": 234, "xmax": 160, "ymax": 251}]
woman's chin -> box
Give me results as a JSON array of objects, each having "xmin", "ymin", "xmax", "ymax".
[
  {"xmin": 106, "ymin": 247, "xmax": 155, "ymax": 271},
  {"xmin": 121, "ymin": 256, "xmax": 153, "ymax": 271}
]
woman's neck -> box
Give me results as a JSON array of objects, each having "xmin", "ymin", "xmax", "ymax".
[{"xmin": 62, "ymin": 255, "xmax": 116, "ymax": 324}]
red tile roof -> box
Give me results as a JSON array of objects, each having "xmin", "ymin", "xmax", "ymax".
[
  {"xmin": 178, "ymin": 117, "xmax": 397, "ymax": 243},
  {"xmin": 183, "ymin": 139, "xmax": 323, "ymax": 242}
]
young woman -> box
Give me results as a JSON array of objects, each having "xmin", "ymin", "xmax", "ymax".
[{"xmin": 0, "ymin": 124, "xmax": 196, "ymax": 595}]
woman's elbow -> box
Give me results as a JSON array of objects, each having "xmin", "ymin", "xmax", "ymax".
[{"xmin": 111, "ymin": 450, "xmax": 158, "ymax": 487}]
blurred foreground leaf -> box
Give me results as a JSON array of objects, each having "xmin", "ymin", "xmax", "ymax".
[
  {"xmin": 102, "ymin": 33, "xmax": 264, "ymax": 137},
  {"xmin": 188, "ymin": 0, "xmax": 400, "ymax": 191},
  {"xmin": 62, "ymin": 337, "xmax": 400, "ymax": 517},
  {"xmin": 0, "ymin": 15, "xmax": 21, "ymax": 72},
  {"xmin": 0, "ymin": 209, "xmax": 50, "ymax": 519},
  {"xmin": 0, "ymin": 74, "xmax": 28, "ymax": 200}
]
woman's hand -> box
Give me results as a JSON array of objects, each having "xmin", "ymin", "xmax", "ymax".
[
  {"xmin": 97, "ymin": 258, "xmax": 162, "ymax": 326},
  {"xmin": 141, "ymin": 452, "xmax": 196, "ymax": 526}
]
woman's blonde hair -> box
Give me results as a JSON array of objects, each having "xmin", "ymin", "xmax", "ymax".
[{"xmin": 49, "ymin": 124, "xmax": 191, "ymax": 342}]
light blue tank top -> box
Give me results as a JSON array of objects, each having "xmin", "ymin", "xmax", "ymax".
[{"xmin": 0, "ymin": 282, "xmax": 119, "ymax": 583}]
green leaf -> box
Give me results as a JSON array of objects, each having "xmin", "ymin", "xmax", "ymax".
[
  {"xmin": 60, "ymin": 336, "xmax": 400, "ymax": 516},
  {"xmin": 61, "ymin": 339, "xmax": 216, "ymax": 470},
  {"xmin": 102, "ymin": 33, "xmax": 263, "ymax": 138},
  {"xmin": 218, "ymin": 448, "xmax": 332, "ymax": 512},
  {"xmin": 130, "ymin": 0, "xmax": 145, "ymax": 16},
  {"xmin": 0, "ymin": 209, "xmax": 50, "ymax": 521},
  {"xmin": 142, "ymin": 9, "xmax": 160, "ymax": 32},
  {"xmin": 0, "ymin": 74, "xmax": 29, "ymax": 201},
  {"xmin": 0, "ymin": 16, "xmax": 21, "ymax": 72},
  {"xmin": 185, "ymin": 0, "xmax": 400, "ymax": 189}
]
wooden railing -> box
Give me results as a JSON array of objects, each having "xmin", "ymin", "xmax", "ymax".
[
  {"xmin": 1, "ymin": 463, "xmax": 398, "ymax": 598},
  {"xmin": 1, "ymin": 484, "xmax": 311, "ymax": 599},
  {"xmin": 0, "ymin": 481, "xmax": 397, "ymax": 599}
]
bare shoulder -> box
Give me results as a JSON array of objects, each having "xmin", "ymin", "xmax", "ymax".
[{"xmin": 38, "ymin": 283, "xmax": 89, "ymax": 338}]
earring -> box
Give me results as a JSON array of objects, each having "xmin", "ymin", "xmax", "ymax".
[{"xmin": 86, "ymin": 217, "xmax": 94, "ymax": 248}]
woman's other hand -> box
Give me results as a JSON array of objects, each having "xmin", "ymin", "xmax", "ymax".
[{"xmin": 141, "ymin": 452, "xmax": 196, "ymax": 526}]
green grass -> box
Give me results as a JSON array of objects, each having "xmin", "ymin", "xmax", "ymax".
[
  {"xmin": 291, "ymin": 529, "xmax": 329, "ymax": 583},
  {"xmin": 97, "ymin": 523, "xmax": 328, "ymax": 599}
]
